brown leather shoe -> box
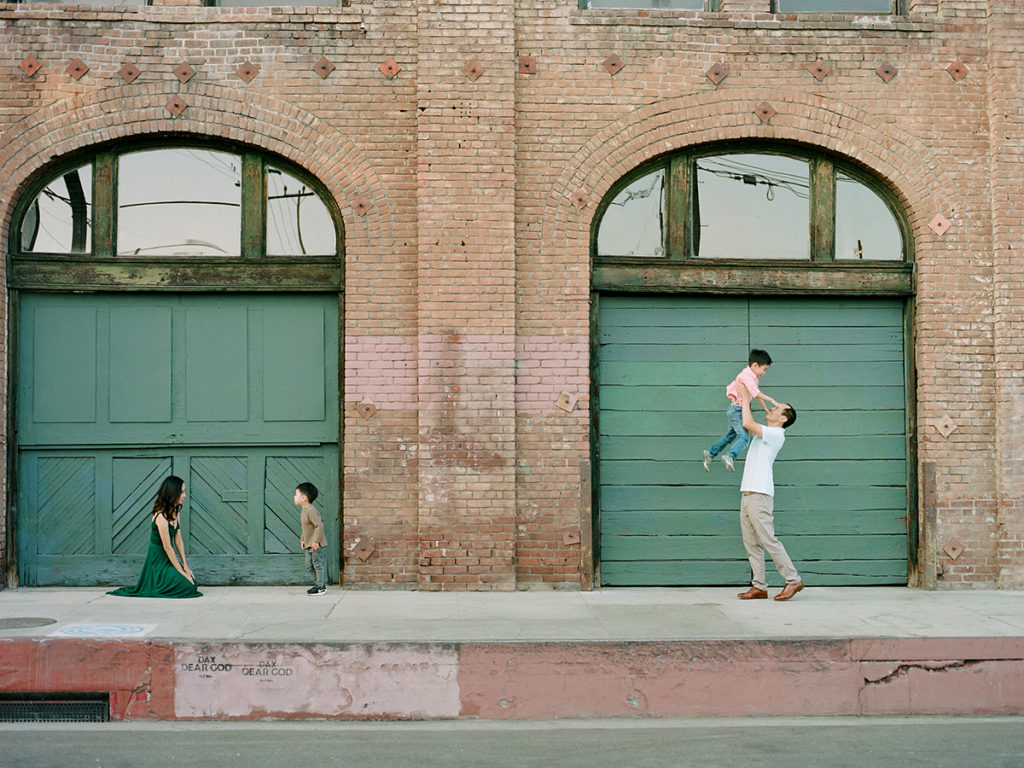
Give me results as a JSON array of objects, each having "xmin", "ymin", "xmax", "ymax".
[
  {"xmin": 774, "ymin": 581, "xmax": 804, "ymax": 601},
  {"xmin": 737, "ymin": 586, "xmax": 768, "ymax": 600}
]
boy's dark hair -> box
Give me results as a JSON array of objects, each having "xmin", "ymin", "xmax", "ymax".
[
  {"xmin": 749, "ymin": 349, "xmax": 772, "ymax": 367},
  {"xmin": 296, "ymin": 482, "xmax": 319, "ymax": 504},
  {"xmin": 780, "ymin": 405, "xmax": 797, "ymax": 429}
]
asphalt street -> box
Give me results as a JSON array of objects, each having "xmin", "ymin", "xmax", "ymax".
[{"xmin": 2, "ymin": 716, "xmax": 1022, "ymax": 768}]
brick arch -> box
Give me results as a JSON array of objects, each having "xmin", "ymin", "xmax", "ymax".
[
  {"xmin": 0, "ymin": 81, "xmax": 393, "ymax": 257},
  {"xmin": 543, "ymin": 88, "xmax": 956, "ymax": 259}
]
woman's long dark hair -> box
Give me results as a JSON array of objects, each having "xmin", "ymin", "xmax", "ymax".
[{"xmin": 153, "ymin": 476, "xmax": 185, "ymax": 522}]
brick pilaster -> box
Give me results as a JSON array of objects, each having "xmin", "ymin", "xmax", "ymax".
[
  {"xmin": 989, "ymin": 0, "xmax": 1024, "ymax": 587},
  {"xmin": 416, "ymin": 0, "xmax": 517, "ymax": 589}
]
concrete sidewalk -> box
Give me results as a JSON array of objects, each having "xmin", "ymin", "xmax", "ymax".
[
  {"xmin": 2, "ymin": 586, "xmax": 1024, "ymax": 642},
  {"xmin": 2, "ymin": 586, "xmax": 1023, "ymax": 721}
]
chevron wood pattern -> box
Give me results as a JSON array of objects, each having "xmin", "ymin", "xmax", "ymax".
[
  {"xmin": 36, "ymin": 456, "xmax": 96, "ymax": 555},
  {"xmin": 189, "ymin": 456, "xmax": 249, "ymax": 555},
  {"xmin": 112, "ymin": 457, "xmax": 173, "ymax": 555},
  {"xmin": 264, "ymin": 456, "xmax": 327, "ymax": 554}
]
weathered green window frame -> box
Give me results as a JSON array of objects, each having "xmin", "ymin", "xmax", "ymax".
[
  {"xmin": 771, "ymin": 0, "xmax": 905, "ymax": 13},
  {"xmin": 9, "ymin": 139, "xmax": 343, "ymax": 292},
  {"xmin": 591, "ymin": 144, "xmax": 914, "ymax": 296},
  {"xmin": 578, "ymin": 0, "xmax": 719, "ymax": 10}
]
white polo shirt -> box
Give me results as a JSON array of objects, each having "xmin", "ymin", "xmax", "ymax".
[{"xmin": 739, "ymin": 425, "xmax": 786, "ymax": 497}]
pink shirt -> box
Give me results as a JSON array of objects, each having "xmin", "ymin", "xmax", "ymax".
[{"xmin": 726, "ymin": 366, "xmax": 760, "ymax": 404}]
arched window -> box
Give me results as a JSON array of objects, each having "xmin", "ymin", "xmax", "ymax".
[
  {"xmin": 591, "ymin": 145, "xmax": 916, "ymax": 589},
  {"xmin": 11, "ymin": 141, "xmax": 342, "ymax": 291},
  {"xmin": 593, "ymin": 145, "xmax": 911, "ymax": 295},
  {"xmin": 19, "ymin": 162, "xmax": 94, "ymax": 254}
]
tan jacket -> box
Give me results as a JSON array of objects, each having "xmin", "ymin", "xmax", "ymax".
[{"xmin": 300, "ymin": 505, "xmax": 327, "ymax": 548}]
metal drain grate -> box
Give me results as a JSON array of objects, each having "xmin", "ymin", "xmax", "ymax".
[{"xmin": 0, "ymin": 695, "xmax": 109, "ymax": 723}]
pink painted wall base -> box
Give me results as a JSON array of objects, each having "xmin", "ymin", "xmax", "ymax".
[{"xmin": 1, "ymin": 638, "xmax": 1021, "ymax": 720}]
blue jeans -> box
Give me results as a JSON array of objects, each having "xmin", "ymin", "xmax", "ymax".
[
  {"xmin": 305, "ymin": 546, "xmax": 326, "ymax": 589},
  {"xmin": 708, "ymin": 403, "xmax": 749, "ymax": 460}
]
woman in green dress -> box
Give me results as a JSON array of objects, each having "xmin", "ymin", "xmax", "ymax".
[{"xmin": 109, "ymin": 475, "xmax": 201, "ymax": 598}]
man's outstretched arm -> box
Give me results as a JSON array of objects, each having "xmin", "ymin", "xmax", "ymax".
[{"xmin": 738, "ymin": 382, "xmax": 764, "ymax": 438}]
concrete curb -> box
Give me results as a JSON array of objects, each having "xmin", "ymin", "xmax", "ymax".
[{"xmin": 3, "ymin": 636, "xmax": 1022, "ymax": 720}]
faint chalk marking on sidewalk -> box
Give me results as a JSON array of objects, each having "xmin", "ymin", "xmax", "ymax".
[{"xmin": 49, "ymin": 624, "xmax": 157, "ymax": 638}]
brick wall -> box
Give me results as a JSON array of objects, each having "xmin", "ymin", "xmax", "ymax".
[
  {"xmin": 516, "ymin": 0, "xmax": 998, "ymax": 588},
  {"xmin": 414, "ymin": 0, "xmax": 519, "ymax": 590},
  {"xmin": 0, "ymin": 0, "xmax": 1020, "ymax": 589},
  {"xmin": 0, "ymin": 2, "xmax": 423, "ymax": 587},
  {"xmin": 988, "ymin": 0, "xmax": 1024, "ymax": 587}
]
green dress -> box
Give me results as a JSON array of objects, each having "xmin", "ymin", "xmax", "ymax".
[{"xmin": 108, "ymin": 516, "xmax": 202, "ymax": 598}]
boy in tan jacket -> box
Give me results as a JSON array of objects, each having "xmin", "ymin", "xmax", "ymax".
[{"xmin": 295, "ymin": 482, "xmax": 327, "ymax": 596}]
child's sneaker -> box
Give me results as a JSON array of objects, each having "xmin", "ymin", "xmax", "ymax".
[
  {"xmin": 307, "ymin": 586, "xmax": 326, "ymax": 596},
  {"xmin": 722, "ymin": 455, "xmax": 735, "ymax": 472},
  {"xmin": 702, "ymin": 450, "xmax": 712, "ymax": 472}
]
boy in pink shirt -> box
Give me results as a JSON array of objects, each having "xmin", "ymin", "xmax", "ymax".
[{"xmin": 703, "ymin": 349, "xmax": 779, "ymax": 472}]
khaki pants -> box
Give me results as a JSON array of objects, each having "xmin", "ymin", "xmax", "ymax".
[{"xmin": 740, "ymin": 492, "xmax": 800, "ymax": 590}]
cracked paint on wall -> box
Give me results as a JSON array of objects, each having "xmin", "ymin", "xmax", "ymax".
[{"xmin": 858, "ymin": 658, "xmax": 1024, "ymax": 715}]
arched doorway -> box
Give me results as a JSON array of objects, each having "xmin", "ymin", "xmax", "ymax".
[
  {"xmin": 591, "ymin": 144, "xmax": 915, "ymax": 586},
  {"xmin": 10, "ymin": 140, "xmax": 343, "ymax": 586}
]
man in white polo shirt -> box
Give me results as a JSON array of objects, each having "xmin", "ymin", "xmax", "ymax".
[{"xmin": 735, "ymin": 382, "xmax": 803, "ymax": 602}]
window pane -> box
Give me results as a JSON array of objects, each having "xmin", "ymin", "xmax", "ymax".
[
  {"xmin": 14, "ymin": 0, "xmax": 145, "ymax": 5},
  {"xmin": 774, "ymin": 0, "xmax": 892, "ymax": 11},
  {"xmin": 117, "ymin": 149, "xmax": 241, "ymax": 257},
  {"xmin": 835, "ymin": 173, "xmax": 902, "ymax": 261},
  {"xmin": 596, "ymin": 169, "xmax": 665, "ymax": 258},
  {"xmin": 694, "ymin": 154, "xmax": 809, "ymax": 260},
  {"xmin": 587, "ymin": 0, "xmax": 704, "ymax": 9},
  {"xmin": 215, "ymin": 0, "xmax": 342, "ymax": 5},
  {"xmin": 266, "ymin": 167, "xmax": 336, "ymax": 256},
  {"xmin": 21, "ymin": 164, "xmax": 93, "ymax": 254}
]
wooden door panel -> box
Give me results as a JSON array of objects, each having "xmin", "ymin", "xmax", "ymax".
[
  {"xmin": 35, "ymin": 455, "xmax": 97, "ymax": 555},
  {"xmin": 17, "ymin": 293, "xmax": 340, "ymax": 586},
  {"xmin": 109, "ymin": 305, "xmax": 173, "ymax": 423},
  {"xmin": 598, "ymin": 294, "xmax": 909, "ymax": 586},
  {"xmin": 112, "ymin": 456, "xmax": 173, "ymax": 555},
  {"xmin": 185, "ymin": 303, "xmax": 249, "ymax": 423},
  {"xmin": 189, "ymin": 456, "xmax": 250, "ymax": 555},
  {"xmin": 264, "ymin": 453, "xmax": 338, "ymax": 580},
  {"xmin": 265, "ymin": 456, "xmax": 313, "ymax": 554},
  {"xmin": 18, "ymin": 294, "xmax": 338, "ymax": 447},
  {"xmin": 262, "ymin": 304, "xmax": 326, "ymax": 423},
  {"xmin": 31, "ymin": 305, "xmax": 97, "ymax": 424}
]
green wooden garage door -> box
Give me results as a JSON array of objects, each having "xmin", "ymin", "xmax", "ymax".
[
  {"xmin": 17, "ymin": 293, "xmax": 339, "ymax": 586},
  {"xmin": 598, "ymin": 294, "xmax": 909, "ymax": 586}
]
